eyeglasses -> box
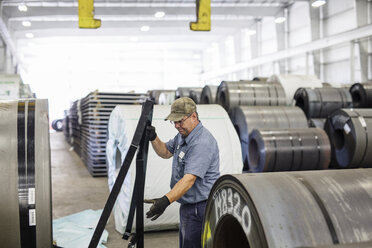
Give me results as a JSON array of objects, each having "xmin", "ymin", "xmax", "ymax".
[{"xmin": 170, "ymin": 114, "xmax": 192, "ymax": 126}]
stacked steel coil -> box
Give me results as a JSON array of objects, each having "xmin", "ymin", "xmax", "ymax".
[
  {"xmin": 175, "ymin": 87, "xmax": 202, "ymax": 100},
  {"xmin": 216, "ymin": 80, "xmax": 286, "ymax": 112},
  {"xmin": 229, "ymin": 106, "xmax": 308, "ymax": 171},
  {"xmin": 248, "ymin": 128, "xmax": 330, "ymax": 172},
  {"xmin": 148, "ymin": 90, "xmax": 174, "ymax": 104},
  {"xmin": 349, "ymin": 82, "xmax": 372, "ymax": 108},
  {"xmin": 294, "ymin": 87, "xmax": 352, "ymax": 118},
  {"xmin": 69, "ymin": 91, "xmax": 147, "ymax": 176},
  {"xmin": 158, "ymin": 91, "xmax": 176, "ymax": 105},
  {"xmin": 200, "ymin": 85, "xmax": 218, "ymax": 104},
  {"xmin": 268, "ymin": 74, "xmax": 323, "ymax": 105},
  {"xmin": 189, "ymin": 88, "xmax": 203, "ymax": 104},
  {"xmin": 0, "ymin": 99, "xmax": 52, "ymax": 248},
  {"xmin": 202, "ymin": 169, "xmax": 372, "ymax": 248},
  {"xmin": 324, "ymin": 109, "xmax": 372, "ymax": 169}
]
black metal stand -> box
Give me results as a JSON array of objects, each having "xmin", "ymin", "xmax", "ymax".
[{"xmin": 88, "ymin": 100, "xmax": 153, "ymax": 248}]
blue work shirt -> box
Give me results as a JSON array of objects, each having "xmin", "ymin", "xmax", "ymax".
[{"xmin": 166, "ymin": 122, "xmax": 220, "ymax": 205}]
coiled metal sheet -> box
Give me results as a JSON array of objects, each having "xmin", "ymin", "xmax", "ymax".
[
  {"xmin": 200, "ymin": 85, "xmax": 218, "ymax": 104},
  {"xmin": 148, "ymin": 90, "xmax": 175, "ymax": 104},
  {"xmin": 324, "ymin": 109, "xmax": 372, "ymax": 168},
  {"xmin": 0, "ymin": 99, "xmax": 52, "ymax": 248},
  {"xmin": 202, "ymin": 169, "xmax": 372, "ymax": 248},
  {"xmin": 216, "ymin": 80, "xmax": 286, "ymax": 112},
  {"xmin": 248, "ymin": 128, "xmax": 330, "ymax": 172},
  {"xmin": 349, "ymin": 82, "xmax": 372, "ymax": 108},
  {"xmin": 268, "ymin": 74, "xmax": 323, "ymax": 105},
  {"xmin": 158, "ymin": 91, "xmax": 175, "ymax": 105},
  {"xmin": 294, "ymin": 87, "xmax": 352, "ymax": 118},
  {"xmin": 229, "ymin": 106, "xmax": 308, "ymax": 171},
  {"xmin": 308, "ymin": 118, "xmax": 326, "ymax": 129},
  {"xmin": 189, "ymin": 88, "xmax": 203, "ymax": 104}
]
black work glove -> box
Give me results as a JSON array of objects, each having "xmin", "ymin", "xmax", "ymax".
[
  {"xmin": 144, "ymin": 196, "xmax": 170, "ymax": 221},
  {"xmin": 146, "ymin": 125, "xmax": 157, "ymax": 141}
]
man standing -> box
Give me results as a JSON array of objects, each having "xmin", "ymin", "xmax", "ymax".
[{"xmin": 145, "ymin": 97, "xmax": 220, "ymax": 248}]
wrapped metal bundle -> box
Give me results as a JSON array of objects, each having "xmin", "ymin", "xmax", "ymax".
[
  {"xmin": 324, "ymin": 109, "xmax": 372, "ymax": 168},
  {"xmin": 248, "ymin": 128, "xmax": 330, "ymax": 172},
  {"xmin": 294, "ymin": 87, "xmax": 352, "ymax": 118},
  {"xmin": 158, "ymin": 91, "xmax": 176, "ymax": 105},
  {"xmin": 189, "ymin": 88, "xmax": 203, "ymax": 104},
  {"xmin": 175, "ymin": 87, "xmax": 201, "ymax": 99},
  {"xmin": 349, "ymin": 82, "xmax": 372, "ymax": 108},
  {"xmin": 200, "ymin": 85, "xmax": 218, "ymax": 104},
  {"xmin": 106, "ymin": 104, "xmax": 242, "ymax": 233},
  {"xmin": 202, "ymin": 169, "xmax": 372, "ymax": 248},
  {"xmin": 148, "ymin": 90, "xmax": 175, "ymax": 104},
  {"xmin": 229, "ymin": 106, "xmax": 308, "ymax": 171},
  {"xmin": 216, "ymin": 80, "xmax": 286, "ymax": 112},
  {"xmin": 308, "ymin": 118, "xmax": 326, "ymax": 129},
  {"xmin": 268, "ymin": 74, "xmax": 323, "ymax": 105},
  {"xmin": 0, "ymin": 99, "xmax": 52, "ymax": 248}
]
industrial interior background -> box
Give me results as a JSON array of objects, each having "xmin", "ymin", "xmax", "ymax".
[{"xmin": 0, "ymin": 0, "xmax": 372, "ymax": 247}]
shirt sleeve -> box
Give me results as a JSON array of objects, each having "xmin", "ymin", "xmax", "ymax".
[
  {"xmin": 165, "ymin": 135, "xmax": 177, "ymax": 154},
  {"xmin": 184, "ymin": 138, "xmax": 215, "ymax": 178}
]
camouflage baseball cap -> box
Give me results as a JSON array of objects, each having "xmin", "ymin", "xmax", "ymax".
[{"xmin": 165, "ymin": 97, "xmax": 197, "ymax": 121}]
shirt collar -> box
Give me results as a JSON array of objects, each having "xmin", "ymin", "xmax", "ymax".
[{"xmin": 182, "ymin": 121, "xmax": 203, "ymax": 145}]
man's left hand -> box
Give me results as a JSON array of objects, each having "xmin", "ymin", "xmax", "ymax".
[{"xmin": 144, "ymin": 196, "xmax": 170, "ymax": 221}]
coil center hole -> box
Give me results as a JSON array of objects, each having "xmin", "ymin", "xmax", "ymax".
[{"xmin": 333, "ymin": 129, "xmax": 345, "ymax": 150}]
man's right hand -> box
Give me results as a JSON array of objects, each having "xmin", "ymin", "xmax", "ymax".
[{"xmin": 146, "ymin": 125, "xmax": 157, "ymax": 141}]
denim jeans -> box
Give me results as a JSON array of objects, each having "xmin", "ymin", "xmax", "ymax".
[{"xmin": 179, "ymin": 201, "xmax": 207, "ymax": 248}]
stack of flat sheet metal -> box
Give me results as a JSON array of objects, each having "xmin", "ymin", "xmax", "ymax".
[{"xmin": 72, "ymin": 91, "xmax": 148, "ymax": 176}]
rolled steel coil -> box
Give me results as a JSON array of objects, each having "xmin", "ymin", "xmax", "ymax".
[
  {"xmin": 229, "ymin": 106, "xmax": 308, "ymax": 171},
  {"xmin": 308, "ymin": 118, "xmax": 326, "ymax": 129},
  {"xmin": 0, "ymin": 99, "xmax": 52, "ymax": 247},
  {"xmin": 324, "ymin": 109, "xmax": 372, "ymax": 168},
  {"xmin": 148, "ymin": 90, "xmax": 175, "ymax": 104},
  {"xmin": 175, "ymin": 87, "xmax": 201, "ymax": 99},
  {"xmin": 52, "ymin": 119, "xmax": 63, "ymax": 132},
  {"xmin": 200, "ymin": 85, "xmax": 218, "ymax": 104},
  {"xmin": 248, "ymin": 128, "xmax": 330, "ymax": 172},
  {"xmin": 158, "ymin": 91, "xmax": 176, "ymax": 105},
  {"xmin": 216, "ymin": 80, "xmax": 286, "ymax": 112},
  {"xmin": 349, "ymin": 82, "xmax": 372, "ymax": 108},
  {"xmin": 294, "ymin": 87, "xmax": 352, "ymax": 118},
  {"xmin": 268, "ymin": 74, "xmax": 323, "ymax": 105},
  {"xmin": 202, "ymin": 169, "xmax": 372, "ymax": 248},
  {"xmin": 189, "ymin": 88, "xmax": 203, "ymax": 104}
]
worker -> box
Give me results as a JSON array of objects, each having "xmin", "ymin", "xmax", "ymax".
[{"xmin": 144, "ymin": 97, "xmax": 220, "ymax": 248}]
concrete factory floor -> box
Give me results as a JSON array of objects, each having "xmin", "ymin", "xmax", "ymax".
[{"xmin": 51, "ymin": 132, "xmax": 178, "ymax": 247}]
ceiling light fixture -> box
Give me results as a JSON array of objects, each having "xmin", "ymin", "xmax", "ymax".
[
  {"xmin": 18, "ymin": 4, "xmax": 28, "ymax": 12},
  {"xmin": 25, "ymin": 33, "xmax": 34, "ymax": 38},
  {"xmin": 140, "ymin": 26, "xmax": 150, "ymax": 32},
  {"xmin": 22, "ymin": 21, "xmax": 31, "ymax": 27},
  {"xmin": 155, "ymin": 11, "xmax": 165, "ymax": 18},
  {"xmin": 274, "ymin": 17, "xmax": 286, "ymax": 24},
  {"xmin": 311, "ymin": 0, "xmax": 326, "ymax": 7}
]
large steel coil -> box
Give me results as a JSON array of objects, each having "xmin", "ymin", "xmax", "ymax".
[
  {"xmin": 294, "ymin": 87, "xmax": 352, "ymax": 118},
  {"xmin": 268, "ymin": 74, "xmax": 323, "ymax": 105},
  {"xmin": 216, "ymin": 81, "xmax": 286, "ymax": 112},
  {"xmin": 0, "ymin": 99, "xmax": 52, "ymax": 247},
  {"xmin": 324, "ymin": 109, "xmax": 372, "ymax": 168},
  {"xmin": 202, "ymin": 169, "xmax": 372, "ymax": 248},
  {"xmin": 158, "ymin": 91, "xmax": 176, "ymax": 105},
  {"xmin": 189, "ymin": 88, "xmax": 203, "ymax": 104},
  {"xmin": 229, "ymin": 106, "xmax": 308, "ymax": 171},
  {"xmin": 248, "ymin": 128, "xmax": 330, "ymax": 172},
  {"xmin": 308, "ymin": 118, "xmax": 326, "ymax": 129},
  {"xmin": 200, "ymin": 85, "xmax": 218, "ymax": 104},
  {"xmin": 175, "ymin": 87, "xmax": 201, "ymax": 100},
  {"xmin": 349, "ymin": 82, "xmax": 372, "ymax": 108}
]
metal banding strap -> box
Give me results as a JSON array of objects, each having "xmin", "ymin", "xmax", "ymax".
[
  {"xmin": 271, "ymin": 132, "xmax": 277, "ymax": 171},
  {"xmin": 267, "ymin": 85, "xmax": 272, "ymax": 106},
  {"xmin": 315, "ymin": 89, "xmax": 324, "ymax": 117},
  {"xmin": 314, "ymin": 134, "xmax": 321, "ymax": 170},
  {"xmin": 288, "ymin": 135, "xmax": 295, "ymax": 171},
  {"xmin": 291, "ymin": 174, "xmax": 339, "ymax": 244},
  {"xmin": 18, "ymin": 100, "xmax": 37, "ymax": 248}
]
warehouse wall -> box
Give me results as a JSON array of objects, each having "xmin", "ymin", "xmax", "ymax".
[{"xmin": 202, "ymin": 0, "xmax": 371, "ymax": 86}]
